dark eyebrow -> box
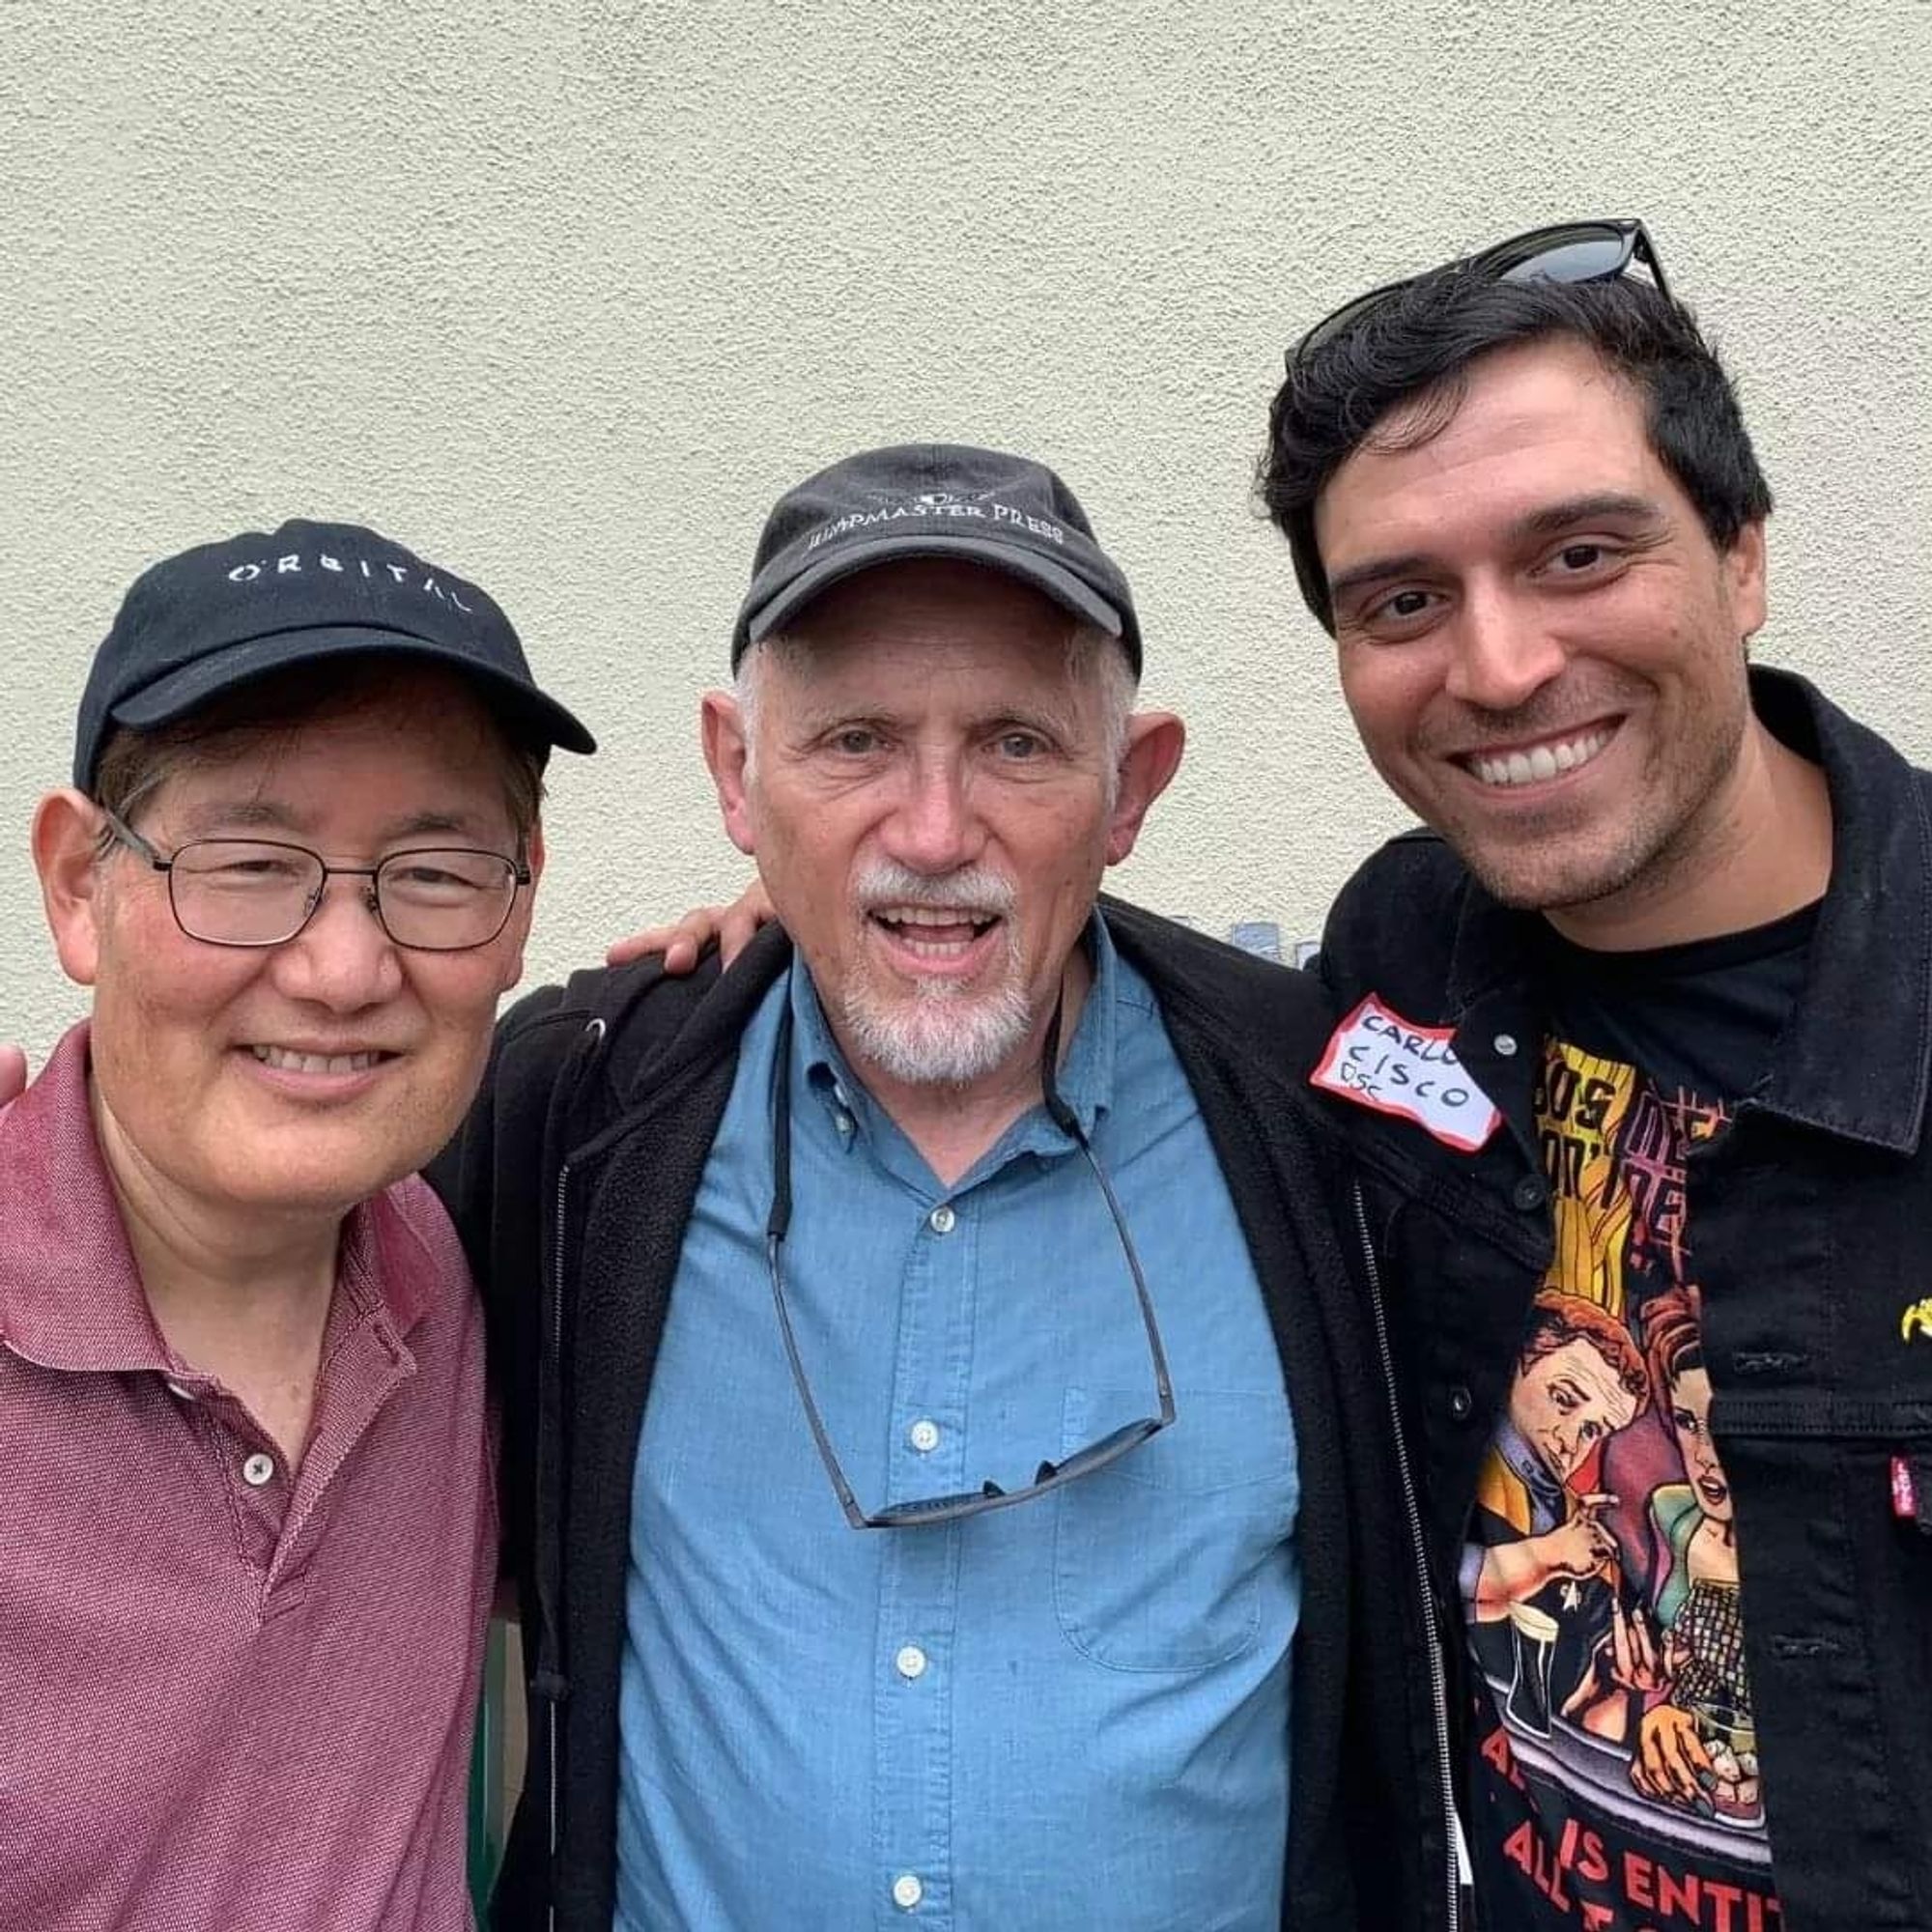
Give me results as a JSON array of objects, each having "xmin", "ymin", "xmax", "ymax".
[
  {"xmin": 1507, "ymin": 491, "xmax": 1666, "ymax": 543},
  {"xmin": 1324, "ymin": 492, "xmax": 1669, "ymax": 609},
  {"xmin": 1325, "ymin": 552, "xmax": 1437, "ymax": 608},
  {"xmin": 174, "ymin": 800, "xmax": 497, "ymax": 843}
]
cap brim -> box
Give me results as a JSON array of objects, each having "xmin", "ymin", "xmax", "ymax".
[
  {"xmin": 110, "ymin": 625, "xmax": 597, "ymax": 754},
  {"xmin": 742, "ymin": 533, "xmax": 1126, "ymax": 660}
]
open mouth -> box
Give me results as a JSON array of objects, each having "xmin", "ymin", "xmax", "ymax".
[
  {"xmin": 1697, "ymin": 1475, "xmax": 1730, "ymax": 1509},
  {"xmin": 248, "ymin": 1045, "xmax": 393, "ymax": 1076},
  {"xmin": 868, "ymin": 904, "xmax": 1003, "ymax": 961},
  {"xmin": 1462, "ymin": 724, "xmax": 1616, "ymax": 790}
]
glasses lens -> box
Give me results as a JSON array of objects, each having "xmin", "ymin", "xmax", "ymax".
[
  {"xmin": 170, "ymin": 841, "xmax": 324, "ymax": 945},
  {"xmin": 378, "ymin": 850, "xmax": 519, "ymax": 950},
  {"xmin": 1292, "ymin": 279, "xmax": 1406, "ymax": 363},
  {"xmin": 1496, "ymin": 227, "xmax": 1634, "ymax": 286},
  {"xmin": 1037, "ymin": 1416, "xmax": 1161, "ymax": 1488},
  {"xmin": 1293, "ymin": 222, "xmax": 1651, "ymax": 366}
]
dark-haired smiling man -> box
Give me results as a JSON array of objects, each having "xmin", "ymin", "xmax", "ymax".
[
  {"xmin": 637, "ymin": 226, "xmax": 1932, "ymax": 1931},
  {"xmin": 1264, "ymin": 222, "xmax": 1932, "ymax": 1930}
]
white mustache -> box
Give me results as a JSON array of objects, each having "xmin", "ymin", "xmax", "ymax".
[{"xmin": 855, "ymin": 861, "xmax": 1016, "ymax": 921}]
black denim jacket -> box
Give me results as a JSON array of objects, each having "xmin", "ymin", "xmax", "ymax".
[{"xmin": 1315, "ymin": 668, "xmax": 1932, "ymax": 1932}]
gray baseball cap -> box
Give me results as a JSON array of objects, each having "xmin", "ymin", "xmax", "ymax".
[{"xmin": 733, "ymin": 442, "xmax": 1141, "ymax": 671}]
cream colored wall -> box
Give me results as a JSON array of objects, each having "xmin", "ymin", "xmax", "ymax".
[{"xmin": 4, "ymin": 0, "xmax": 1927, "ymax": 1063}]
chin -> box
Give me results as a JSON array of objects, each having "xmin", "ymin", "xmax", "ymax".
[{"xmin": 206, "ymin": 1133, "xmax": 422, "ymax": 1217}]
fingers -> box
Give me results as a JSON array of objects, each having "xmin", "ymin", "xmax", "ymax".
[
  {"xmin": 717, "ymin": 877, "xmax": 778, "ymax": 967},
  {"xmin": 0, "ymin": 1043, "xmax": 24, "ymax": 1105},
  {"xmin": 1637, "ymin": 1708, "xmax": 1711, "ymax": 1805},
  {"xmin": 1608, "ymin": 1597, "xmax": 1662, "ymax": 1690},
  {"xmin": 606, "ymin": 908, "xmax": 728, "ymax": 972},
  {"xmin": 603, "ymin": 881, "xmax": 777, "ymax": 974},
  {"xmin": 716, "ymin": 895, "xmax": 766, "ymax": 968},
  {"xmin": 1609, "ymin": 1596, "xmax": 1635, "ymax": 1680}
]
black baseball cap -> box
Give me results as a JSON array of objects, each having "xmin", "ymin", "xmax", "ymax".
[
  {"xmin": 732, "ymin": 443, "xmax": 1141, "ymax": 671},
  {"xmin": 73, "ymin": 518, "xmax": 595, "ymax": 789}
]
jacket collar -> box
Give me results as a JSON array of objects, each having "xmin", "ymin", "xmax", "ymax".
[{"xmin": 1439, "ymin": 667, "xmax": 1932, "ymax": 1155}]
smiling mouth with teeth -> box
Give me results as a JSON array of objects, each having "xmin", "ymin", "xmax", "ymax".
[
  {"xmin": 249, "ymin": 1045, "xmax": 389, "ymax": 1076},
  {"xmin": 869, "ymin": 904, "xmax": 1002, "ymax": 957},
  {"xmin": 1464, "ymin": 726, "xmax": 1614, "ymax": 790}
]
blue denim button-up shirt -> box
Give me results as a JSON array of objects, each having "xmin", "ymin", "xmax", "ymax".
[{"xmin": 615, "ymin": 923, "xmax": 1300, "ymax": 1930}]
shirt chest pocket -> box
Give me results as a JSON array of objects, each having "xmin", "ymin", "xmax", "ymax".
[{"xmin": 1053, "ymin": 1382, "xmax": 1299, "ymax": 1673}]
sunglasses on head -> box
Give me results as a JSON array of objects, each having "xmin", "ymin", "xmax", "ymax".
[{"xmin": 1290, "ymin": 218, "xmax": 1671, "ymax": 367}]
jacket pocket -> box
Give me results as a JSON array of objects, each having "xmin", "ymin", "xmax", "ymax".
[{"xmin": 1053, "ymin": 1382, "xmax": 1298, "ymax": 1673}]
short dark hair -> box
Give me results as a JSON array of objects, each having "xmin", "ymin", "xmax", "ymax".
[
  {"xmin": 1260, "ymin": 270, "xmax": 1776, "ymax": 632},
  {"xmin": 93, "ymin": 656, "xmax": 547, "ymax": 847}
]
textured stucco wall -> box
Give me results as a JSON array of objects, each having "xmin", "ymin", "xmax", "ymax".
[{"xmin": 3, "ymin": 0, "xmax": 1928, "ymax": 1064}]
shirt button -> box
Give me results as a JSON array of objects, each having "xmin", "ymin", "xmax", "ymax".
[
  {"xmin": 1512, "ymin": 1176, "xmax": 1546, "ymax": 1211},
  {"xmin": 242, "ymin": 1452, "xmax": 276, "ymax": 1487},
  {"xmin": 892, "ymin": 1874, "xmax": 923, "ymax": 1911},
  {"xmin": 895, "ymin": 1644, "xmax": 928, "ymax": 1681},
  {"xmin": 834, "ymin": 1082, "xmax": 851, "ymax": 1108},
  {"xmin": 907, "ymin": 1418, "xmax": 941, "ymax": 1453},
  {"xmin": 927, "ymin": 1205, "xmax": 956, "ymax": 1235},
  {"xmin": 1493, "ymin": 1033, "xmax": 1519, "ymax": 1057},
  {"xmin": 835, "ymin": 1111, "xmax": 855, "ymax": 1136},
  {"xmin": 163, "ymin": 1379, "xmax": 197, "ymax": 1402},
  {"xmin": 1448, "ymin": 1384, "xmax": 1475, "ymax": 1422}
]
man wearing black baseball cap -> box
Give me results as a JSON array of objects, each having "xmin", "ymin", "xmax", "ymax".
[
  {"xmin": 1, "ymin": 518, "xmax": 587, "ymax": 1931},
  {"xmin": 430, "ymin": 443, "xmax": 1432, "ymax": 1930}
]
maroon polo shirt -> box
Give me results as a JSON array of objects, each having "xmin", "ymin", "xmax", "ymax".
[{"xmin": 0, "ymin": 1024, "xmax": 497, "ymax": 1931}]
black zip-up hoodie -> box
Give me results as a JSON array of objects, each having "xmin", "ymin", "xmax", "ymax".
[{"xmin": 430, "ymin": 898, "xmax": 1464, "ymax": 1931}]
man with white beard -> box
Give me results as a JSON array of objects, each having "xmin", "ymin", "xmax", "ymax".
[{"xmin": 431, "ymin": 443, "xmax": 1444, "ymax": 1930}]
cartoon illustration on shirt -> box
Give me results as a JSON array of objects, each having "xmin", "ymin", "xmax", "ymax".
[
  {"xmin": 1466, "ymin": 1038, "xmax": 1778, "ymax": 1922},
  {"xmin": 1631, "ymin": 1287, "xmax": 1759, "ymax": 1825}
]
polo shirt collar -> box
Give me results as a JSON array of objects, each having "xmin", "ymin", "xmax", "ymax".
[{"xmin": 0, "ymin": 1021, "xmax": 435, "ymax": 1375}]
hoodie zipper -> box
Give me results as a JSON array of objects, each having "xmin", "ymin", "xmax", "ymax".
[{"xmin": 1353, "ymin": 1177, "xmax": 1470, "ymax": 1932}]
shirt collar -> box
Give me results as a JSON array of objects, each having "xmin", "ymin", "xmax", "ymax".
[
  {"xmin": 1442, "ymin": 668, "xmax": 1932, "ymax": 1155},
  {"xmin": 0, "ymin": 1021, "xmax": 436, "ymax": 1375},
  {"xmin": 789, "ymin": 914, "xmax": 1122, "ymax": 1154}
]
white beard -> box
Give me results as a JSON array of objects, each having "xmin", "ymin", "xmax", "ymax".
[
  {"xmin": 840, "ymin": 859, "xmax": 1030, "ymax": 1086},
  {"xmin": 838, "ymin": 967, "xmax": 1033, "ymax": 1088}
]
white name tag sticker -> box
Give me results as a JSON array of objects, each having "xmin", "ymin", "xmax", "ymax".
[{"xmin": 1311, "ymin": 994, "xmax": 1501, "ymax": 1152}]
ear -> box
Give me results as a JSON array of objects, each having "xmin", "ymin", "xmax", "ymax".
[
  {"xmin": 1104, "ymin": 712, "xmax": 1186, "ymax": 867},
  {"xmin": 497, "ymin": 821, "xmax": 545, "ymax": 991},
  {"xmin": 1725, "ymin": 519, "xmax": 1769, "ymax": 643},
  {"xmin": 701, "ymin": 691, "xmax": 758, "ymax": 858},
  {"xmin": 33, "ymin": 789, "xmax": 108, "ymax": 987}
]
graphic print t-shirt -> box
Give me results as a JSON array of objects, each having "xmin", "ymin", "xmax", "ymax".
[{"xmin": 1463, "ymin": 904, "xmax": 1816, "ymax": 1931}]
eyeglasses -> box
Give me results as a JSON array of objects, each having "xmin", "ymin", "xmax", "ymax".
[
  {"xmin": 99, "ymin": 810, "xmax": 530, "ymax": 952},
  {"xmin": 765, "ymin": 991, "xmax": 1176, "ymax": 1529},
  {"xmin": 1290, "ymin": 218, "xmax": 1671, "ymax": 366}
]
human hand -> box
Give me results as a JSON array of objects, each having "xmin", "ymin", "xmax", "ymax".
[
  {"xmin": 1632, "ymin": 1701, "xmax": 1713, "ymax": 1807},
  {"xmin": 0, "ymin": 1044, "xmax": 25, "ymax": 1105},
  {"xmin": 1531, "ymin": 1494, "xmax": 1620, "ymax": 1582},
  {"xmin": 1607, "ymin": 1592, "xmax": 1665, "ymax": 1691},
  {"xmin": 604, "ymin": 878, "xmax": 779, "ymax": 974}
]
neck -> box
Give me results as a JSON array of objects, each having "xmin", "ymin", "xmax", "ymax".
[
  {"xmin": 837, "ymin": 947, "xmax": 1095, "ymax": 1188},
  {"xmin": 92, "ymin": 1083, "xmax": 341, "ymax": 1464},
  {"xmin": 1544, "ymin": 719, "xmax": 1833, "ymax": 952}
]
